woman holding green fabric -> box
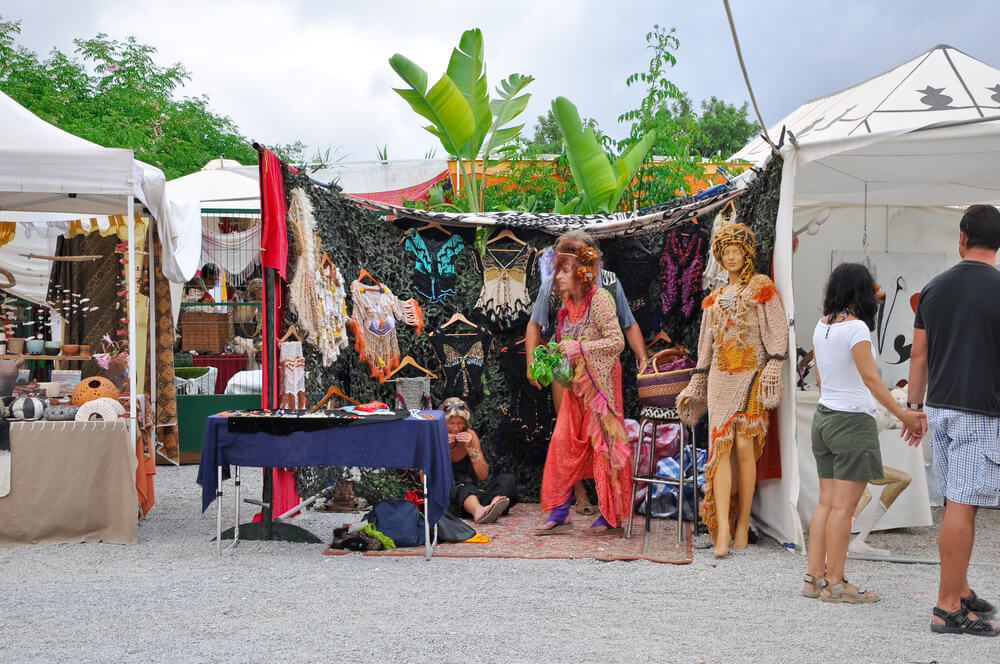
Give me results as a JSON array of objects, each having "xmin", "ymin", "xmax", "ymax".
[{"xmin": 535, "ymin": 232, "xmax": 632, "ymax": 536}]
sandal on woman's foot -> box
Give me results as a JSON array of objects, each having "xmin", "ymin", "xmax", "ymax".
[
  {"xmin": 476, "ymin": 497, "xmax": 510, "ymax": 525},
  {"xmin": 931, "ymin": 606, "xmax": 1000, "ymax": 636},
  {"xmin": 821, "ymin": 582, "xmax": 880, "ymax": 604},
  {"xmin": 801, "ymin": 573, "xmax": 828, "ymax": 599},
  {"xmin": 581, "ymin": 514, "xmax": 623, "ymax": 537},
  {"xmin": 535, "ymin": 499, "xmax": 573, "ymax": 535},
  {"xmin": 962, "ymin": 590, "xmax": 997, "ymax": 617}
]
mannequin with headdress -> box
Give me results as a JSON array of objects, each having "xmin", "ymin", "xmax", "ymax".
[{"xmin": 677, "ymin": 223, "xmax": 788, "ymax": 557}]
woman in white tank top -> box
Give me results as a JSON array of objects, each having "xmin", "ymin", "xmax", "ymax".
[{"xmin": 803, "ymin": 263, "xmax": 923, "ymax": 604}]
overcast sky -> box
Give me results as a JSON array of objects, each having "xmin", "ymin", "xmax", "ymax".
[{"xmin": 4, "ymin": 0, "xmax": 999, "ymax": 165}]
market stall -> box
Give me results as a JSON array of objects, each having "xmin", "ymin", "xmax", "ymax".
[{"xmin": 0, "ymin": 89, "xmax": 198, "ymax": 536}]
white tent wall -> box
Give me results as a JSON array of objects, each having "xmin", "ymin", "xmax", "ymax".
[{"xmin": 759, "ymin": 116, "xmax": 1000, "ymax": 553}]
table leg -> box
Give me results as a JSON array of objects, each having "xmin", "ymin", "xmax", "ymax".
[
  {"xmin": 216, "ymin": 465, "xmax": 223, "ymax": 557},
  {"xmin": 677, "ymin": 424, "xmax": 685, "ymax": 543},
  {"xmin": 233, "ymin": 466, "xmax": 241, "ymax": 548},
  {"xmin": 422, "ymin": 472, "xmax": 432, "ymax": 560}
]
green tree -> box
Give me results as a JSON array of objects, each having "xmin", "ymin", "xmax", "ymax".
[
  {"xmin": 691, "ymin": 96, "xmax": 760, "ymax": 158},
  {"xmin": 616, "ymin": 24, "xmax": 702, "ymax": 208},
  {"xmin": 0, "ymin": 17, "xmax": 255, "ymax": 179}
]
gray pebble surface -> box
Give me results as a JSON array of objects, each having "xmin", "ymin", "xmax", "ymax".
[{"xmin": 2, "ymin": 465, "xmax": 998, "ymax": 664}]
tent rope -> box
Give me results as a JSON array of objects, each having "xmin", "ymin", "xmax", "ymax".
[{"xmin": 722, "ymin": 0, "xmax": 778, "ymax": 155}]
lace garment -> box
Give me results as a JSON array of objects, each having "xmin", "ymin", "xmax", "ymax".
[
  {"xmin": 316, "ymin": 261, "xmax": 349, "ymax": 366},
  {"xmin": 280, "ymin": 341, "xmax": 306, "ymax": 409},
  {"xmin": 394, "ymin": 376, "xmax": 432, "ymax": 410},
  {"xmin": 348, "ymin": 279, "xmax": 424, "ymax": 382},
  {"xmin": 474, "ymin": 239, "xmax": 536, "ymax": 329}
]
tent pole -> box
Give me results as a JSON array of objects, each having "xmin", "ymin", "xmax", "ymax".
[{"xmin": 127, "ymin": 195, "xmax": 138, "ymax": 460}]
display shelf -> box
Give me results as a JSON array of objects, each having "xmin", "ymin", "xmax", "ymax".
[{"xmin": 1, "ymin": 354, "xmax": 91, "ymax": 361}]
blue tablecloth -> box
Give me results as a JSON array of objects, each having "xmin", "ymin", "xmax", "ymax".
[{"xmin": 197, "ymin": 410, "xmax": 453, "ymax": 525}]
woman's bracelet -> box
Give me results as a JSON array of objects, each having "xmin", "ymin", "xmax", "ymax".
[{"xmin": 906, "ymin": 402, "xmax": 924, "ymax": 410}]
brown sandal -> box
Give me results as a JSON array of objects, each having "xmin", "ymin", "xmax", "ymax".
[
  {"xmin": 821, "ymin": 580, "xmax": 880, "ymax": 604},
  {"xmin": 801, "ymin": 573, "xmax": 827, "ymax": 598}
]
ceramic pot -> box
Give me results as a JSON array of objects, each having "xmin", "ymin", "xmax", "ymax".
[
  {"xmin": 6, "ymin": 337, "xmax": 24, "ymax": 354},
  {"xmin": 44, "ymin": 341, "xmax": 61, "ymax": 355},
  {"xmin": 0, "ymin": 340, "xmax": 6, "ymax": 355},
  {"xmin": 79, "ymin": 344, "xmax": 90, "ymax": 357},
  {"xmin": 25, "ymin": 339, "xmax": 45, "ymax": 355},
  {"xmin": 61, "ymin": 344, "xmax": 79, "ymax": 356}
]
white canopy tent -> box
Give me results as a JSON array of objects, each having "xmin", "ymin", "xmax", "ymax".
[
  {"xmin": 0, "ymin": 89, "xmax": 198, "ymax": 452},
  {"xmin": 733, "ymin": 45, "xmax": 1000, "ymax": 550}
]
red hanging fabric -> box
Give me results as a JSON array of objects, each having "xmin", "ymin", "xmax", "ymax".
[{"xmin": 259, "ymin": 148, "xmax": 288, "ymax": 280}]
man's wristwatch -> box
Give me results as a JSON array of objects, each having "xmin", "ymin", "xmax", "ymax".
[{"xmin": 906, "ymin": 402, "xmax": 924, "ymax": 410}]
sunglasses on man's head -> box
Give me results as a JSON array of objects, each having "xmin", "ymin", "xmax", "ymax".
[{"xmin": 443, "ymin": 402, "xmax": 467, "ymax": 413}]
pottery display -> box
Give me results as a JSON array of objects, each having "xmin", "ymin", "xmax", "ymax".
[
  {"xmin": 61, "ymin": 344, "xmax": 79, "ymax": 356},
  {"xmin": 25, "ymin": 339, "xmax": 45, "ymax": 355},
  {"xmin": 70, "ymin": 376, "xmax": 118, "ymax": 406},
  {"xmin": 44, "ymin": 341, "xmax": 61, "ymax": 354},
  {"xmin": 79, "ymin": 344, "xmax": 90, "ymax": 357}
]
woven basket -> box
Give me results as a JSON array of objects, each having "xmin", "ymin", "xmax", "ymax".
[
  {"xmin": 179, "ymin": 311, "xmax": 232, "ymax": 354},
  {"xmin": 637, "ymin": 347, "xmax": 694, "ymax": 409}
]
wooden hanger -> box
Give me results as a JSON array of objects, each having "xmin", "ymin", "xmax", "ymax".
[
  {"xmin": 313, "ymin": 384, "xmax": 361, "ymax": 409},
  {"xmin": 645, "ymin": 330, "xmax": 672, "ymax": 351},
  {"xmin": 401, "ymin": 221, "xmax": 452, "ymax": 241},
  {"xmin": 628, "ymin": 237, "xmax": 654, "ymax": 256},
  {"xmin": 279, "ymin": 324, "xmax": 302, "ymax": 344},
  {"xmin": 387, "ymin": 355, "xmax": 438, "ymax": 379},
  {"xmin": 320, "ymin": 252, "xmax": 335, "ymax": 271},
  {"xmin": 356, "ymin": 268, "xmax": 381, "ymax": 287},
  {"xmin": 438, "ymin": 311, "xmax": 478, "ymax": 331},
  {"xmin": 486, "ymin": 228, "xmax": 525, "ymax": 246}
]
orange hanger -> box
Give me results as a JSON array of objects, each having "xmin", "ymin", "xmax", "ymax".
[
  {"xmin": 313, "ymin": 384, "xmax": 361, "ymax": 409},
  {"xmin": 320, "ymin": 252, "xmax": 335, "ymax": 271},
  {"xmin": 645, "ymin": 330, "xmax": 672, "ymax": 351},
  {"xmin": 486, "ymin": 228, "xmax": 525, "ymax": 246},
  {"xmin": 357, "ymin": 268, "xmax": 381, "ymax": 286},
  {"xmin": 387, "ymin": 355, "xmax": 438, "ymax": 380},
  {"xmin": 279, "ymin": 324, "xmax": 302, "ymax": 344}
]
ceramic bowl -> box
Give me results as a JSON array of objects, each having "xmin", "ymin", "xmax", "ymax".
[
  {"xmin": 79, "ymin": 344, "xmax": 90, "ymax": 357},
  {"xmin": 6, "ymin": 337, "xmax": 25, "ymax": 354},
  {"xmin": 25, "ymin": 338, "xmax": 45, "ymax": 355},
  {"xmin": 45, "ymin": 341, "xmax": 61, "ymax": 354},
  {"xmin": 62, "ymin": 344, "xmax": 80, "ymax": 356}
]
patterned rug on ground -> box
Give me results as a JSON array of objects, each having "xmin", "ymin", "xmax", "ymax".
[{"xmin": 323, "ymin": 503, "xmax": 693, "ymax": 564}]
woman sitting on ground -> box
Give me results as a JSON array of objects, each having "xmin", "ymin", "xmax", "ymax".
[
  {"xmin": 803, "ymin": 263, "xmax": 924, "ymax": 603},
  {"xmin": 535, "ymin": 233, "xmax": 632, "ymax": 536},
  {"xmin": 444, "ymin": 397, "xmax": 517, "ymax": 524}
]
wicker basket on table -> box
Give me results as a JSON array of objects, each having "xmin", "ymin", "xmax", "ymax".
[
  {"xmin": 636, "ymin": 346, "xmax": 695, "ymax": 409},
  {"xmin": 179, "ymin": 310, "xmax": 233, "ymax": 354}
]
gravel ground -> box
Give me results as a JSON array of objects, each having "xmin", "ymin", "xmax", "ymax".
[{"xmin": 2, "ymin": 465, "xmax": 999, "ymax": 664}]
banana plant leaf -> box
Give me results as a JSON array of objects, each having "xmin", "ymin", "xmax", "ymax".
[
  {"xmin": 390, "ymin": 54, "xmax": 475, "ymax": 157},
  {"xmin": 446, "ymin": 28, "xmax": 491, "ymax": 159}
]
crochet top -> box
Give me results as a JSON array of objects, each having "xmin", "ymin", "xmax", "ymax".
[
  {"xmin": 402, "ymin": 229, "xmax": 466, "ymax": 304},
  {"xmin": 474, "ymin": 241, "xmax": 536, "ymax": 329}
]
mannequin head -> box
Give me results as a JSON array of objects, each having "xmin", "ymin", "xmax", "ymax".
[
  {"xmin": 711, "ymin": 223, "xmax": 756, "ymax": 285},
  {"xmin": 553, "ymin": 230, "xmax": 600, "ymax": 301}
]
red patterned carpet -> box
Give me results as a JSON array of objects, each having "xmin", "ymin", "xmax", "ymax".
[{"xmin": 324, "ymin": 502, "xmax": 693, "ymax": 564}]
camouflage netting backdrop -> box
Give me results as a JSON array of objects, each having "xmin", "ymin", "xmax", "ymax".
[{"xmin": 277, "ymin": 157, "xmax": 781, "ymax": 505}]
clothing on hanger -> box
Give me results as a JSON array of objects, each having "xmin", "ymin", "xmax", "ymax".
[
  {"xmin": 403, "ymin": 228, "xmax": 466, "ymax": 304},
  {"xmin": 279, "ymin": 341, "xmax": 306, "ymax": 409},
  {"xmin": 430, "ymin": 324, "xmax": 491, "ymax": 404},
  {"xmin": 316, "ymin": 260, "xmax": 350, "ymax": 366},
  {"xmin": 394, "ymin": 376, "xmax": 433, "ymax": 410},
  {"xmin": 474, "ymin": 239, "xmax": 536, "ymax": 329},
  {"xmin": 348, "ymin": 279, "xmax": 424, "ymax": 382}
]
